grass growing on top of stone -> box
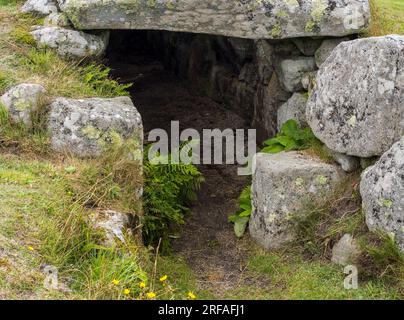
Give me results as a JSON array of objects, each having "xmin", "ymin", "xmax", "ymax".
[{"xmin": 0, "ymin": 7, "xmax": 131, "ymax": 100}]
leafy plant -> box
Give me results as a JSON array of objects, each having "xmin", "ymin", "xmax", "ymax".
[
  {"xmin": 143, "ymin": 144, "xmax": 204, "ymax": 247},
  {"xmin": 229, "ymin": 185, "xmax": 252, "ymax": 238},
  {"xmin": 261, "ymin": 120, "xmax": 319, "ymax": 154}
]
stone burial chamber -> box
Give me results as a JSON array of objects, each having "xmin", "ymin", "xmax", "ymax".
[
  {"xmin": 26, "ymin": 0, "xmax": 372, "ymax": 141},
  {"xmin": 23, "ymin": 0, "xmax": 404, "ymax": 254}
]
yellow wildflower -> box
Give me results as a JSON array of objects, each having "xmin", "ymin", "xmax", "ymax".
[
  {"xmin": 159, "ymin": 275, "xmax": 168, "ymax": 282},
  {"xmin": 123, "ymin": 289, "xmax": 131, "ymax": 295},
  {"xmin": 27, "ymin": 246, "xmax": 34, "ymax": 251},
  {"xmin": 146, "ymin": 292, "xmax": 156, "ymax": 299},
  {"xmin": 139, "ymin": 282, "xmax": 146, "ymax": 289},
  {"xmin": 112, "ymin": 279, "xmax": 120, "ymax": 285},
  {"xmin": 187, "ymin": 291, "xmax": 196, "ymax": 300}
]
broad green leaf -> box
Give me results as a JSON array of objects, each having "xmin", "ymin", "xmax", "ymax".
[
  {"xmin": 261, "ymin": 144, "xmax": 285, "ymax": 154},
  {"xmin": 281, "ymin": 120, "xmax": 300, "ymax": 139},
  {"xmin": 239, "ymin": 209, "xmax": 252, "ymax": 217}
]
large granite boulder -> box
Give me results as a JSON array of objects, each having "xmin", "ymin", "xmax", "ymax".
[
  {"xmin": 59, "ymin": 0, "xmax": 370, "ymax": 39},
  {"xmin": 31, "ymin": 26, "xmax": 109, "ymax": 59},
  {"xmin": 0, "ymin": 83, "xmax": 46, "ymax": 127},
  {"xmin": 307, "ymin": 35, "xmax": 404, "ymax": 157},
  {"xmin": 249, "ymin": 152, "xmax": 344, "ymax": 250},
  {"xmin": 48, "ymin": 97, "xmax": 143, "ymax": 158},
  {"xmin": 21, "ymin": 0, "xmax": 58, "ymax": 16},
  {"xmin": 360, "ymin": 138, "xmax": 404, "ymax": 251}
]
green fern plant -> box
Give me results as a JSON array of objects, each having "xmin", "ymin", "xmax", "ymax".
[
  {"xmin": 143, "ymin": 144, "xmax": 204, "ymax": 247},
  {"xmin": 228, "ymin": 185, "xmax": 252, "ymax": 238},
  {"xmin": 80, "ymin": 64, "xmax": 133, "ymax": 97}
]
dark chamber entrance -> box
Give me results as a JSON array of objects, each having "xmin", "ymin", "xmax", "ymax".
[{"xmin": 105, "ymin": 30, "xmax": 263, "ymax": 294}]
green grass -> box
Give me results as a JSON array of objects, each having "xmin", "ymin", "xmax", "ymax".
[
  {"xmin": 153, "ymin": 247, "xmax": 402, "ymax": 300},
  {"xmin": 0, "ymin": 155, "xmax": 149, "ymax": 299},
  {"xmin": 0, "ymin": 7, "xmax": 131, "ymax": 99},
  {"xmin": 243, "ymin": 250, "xmax": 400, "ymax": 300},
  {"xmin": 366, "ymin": 0, "xmax": 404, "ymax": 36}
]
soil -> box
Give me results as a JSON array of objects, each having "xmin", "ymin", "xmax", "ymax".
[{"xmin": 108, "ymin": 49, "xmax": 266, "ymax": 296}]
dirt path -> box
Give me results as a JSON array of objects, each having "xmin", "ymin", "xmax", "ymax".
[{"xmin": 109, "ymin": 54, "xmax": 263, "ymax": 296}]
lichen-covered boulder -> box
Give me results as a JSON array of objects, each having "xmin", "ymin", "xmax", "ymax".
[
  {"xmin": 59, "ymin": 0, "xmax": 370, "ymax": 40},
  {"xmin": 48, "ymin": 97, "xmax": 143, "ymax": 158},
  {"xmin": 331, "ymin": 234, "xmax": 361, "ymax": 266},
  {"xmin": 315, "ymin": 37, "xmax": 350, "ymax": 67},
  {"xmin": 360, "ymin": 138, "xmax": 404, "ymax": 251},
  {"xmin": 0, "ymin": 83, "xmax": 46, "ymax": 126},
  {"xmin": 30, "ymin": 26, "xmax": 109, "ymax": 59},
  {"xmin": 278, "ymin": 57, "xmax": 317, "ymax": 92},
  {"xmin": 249, "ymin": 152, "xmax": 344, "ymax": 250},
  {"xmin": 21, "ymin": 0, "xmax": 58, "ymax": 16},
  {"xmin": 307, "ymin": 35, "xmax": 404, "ymax": 157},
  {"xmin": 277, "ymin": 92, "xmax": 308, "ymax": 130}
]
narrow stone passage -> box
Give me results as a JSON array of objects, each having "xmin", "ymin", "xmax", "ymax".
[{"xmin": 107, "ymin": 43, "xmax": 265, "ymax": 296}]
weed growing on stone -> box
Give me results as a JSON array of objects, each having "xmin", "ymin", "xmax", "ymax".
[{"xmin": 261, "ymin": 120, "xmax": 320, "ymax": 154}]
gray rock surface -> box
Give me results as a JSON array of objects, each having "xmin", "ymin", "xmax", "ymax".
[
  {"xmin": 277, "ymin": 92, "xmax": 308, "ymax": 130},
  {"xmin": 21, "ymin": 0, "xmax": 58, "ymax": 16},
  {"xmin": 278, "ymin": 57, "xmax": 317, "ymax": 92},
  {"xmin": 31, "ymin": 26, "xmax": 109, "ymax": 59},
  {"xmin": 324, "ymin": 146, "xmax": 360, "ymax": 173},
  {"xmin": 315, "ymin": 37, "xmax": 350, "ymax": 67},
  {"xmin": 301, "ymin": 71, "xmax": 317, "ymax": 92},
  {"xmin": 360, "ymin": 138, "xmax": 404, "ymax": 251},
  {"xmin": 249, "ymin": 152, "xmax": 344, "ymax": 250},
  {"xmin": 292, "ymin": 38, "xmax": 323, "ymax": 56},
  {"xmin": 60, "ymin": 0, "xmax": 370, "ymax": 40},
  {"xmin": 44, "ymin": 12, "xmax": 72, "ymax": 28},
  {"xmin": 307, "ymin": 35, "xmax": 404, "ymax": 157},
  {"xmin": 93, "ymin": 210, "xmax": 130, "ymax": 247},
  {"xmin": 0, "ymin": 83, "xmax": 46, "ymax": 126},
  {"xmin": 48, "ymin": 97, "xmax": 143, "ymax": 158},
  {"xmin": 331, "ymin": 234, "xmax": 361, "ymax": 265}
]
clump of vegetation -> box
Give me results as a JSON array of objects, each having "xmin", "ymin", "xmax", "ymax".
[
  {"xmin": 70, "ymin": 140, "xmax": 143, "ymax": 213},
  {"xmin": 292, "ymin": 174, "xmax": 364, "ymax": 256},
  {"xmin": 291, "ymin": 174, "xmax": 403, "ymax": 294},
  {"xmin": 365, "ymin": 0, "xmax": 404, "ymax": 36},
  {"xmin": 0, "ymin": 102, "xmax": 50, "ymax": 155},
  {"xmin": 229, "ymin": 186, "xmax": 252, "ymax": 238},
  {"xmin": 261, "ymin": 120, "xmax": 321, "ymax": 154},
  {"xmin": 0, "ymin": 69, "xmax": 15, "ymax": 92},
  {"xmin": 143, "ymin": 144, "xmax": 204, "ymax": 248}
]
